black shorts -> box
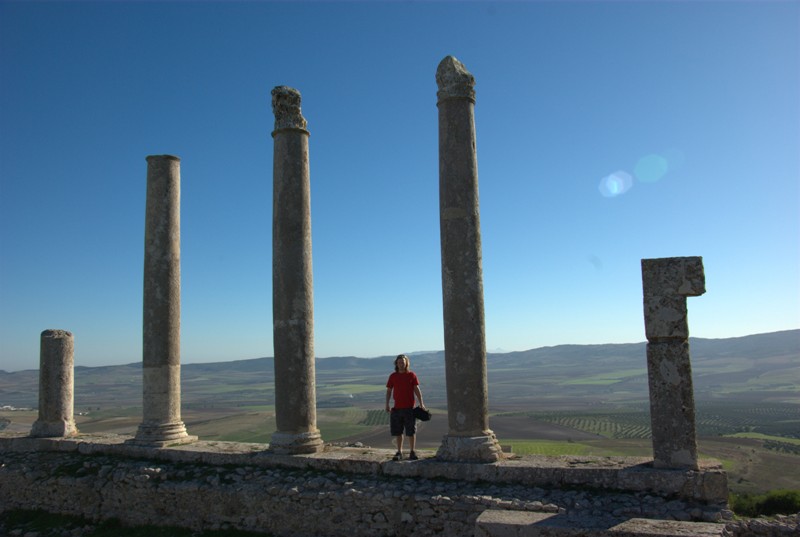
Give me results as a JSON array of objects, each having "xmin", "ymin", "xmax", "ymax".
[{"xmin": 390, "ymin": 408, "xmax": 416, "ymax": 437}]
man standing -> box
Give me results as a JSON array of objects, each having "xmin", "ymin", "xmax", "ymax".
[{"xmin": 385, "ymin": 354, "xmax": 425, "ymax": 460}]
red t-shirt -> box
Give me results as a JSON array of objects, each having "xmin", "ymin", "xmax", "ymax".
[{"xmin": 386, "ymin": 371, "xmax": 419, "ymax": 409}]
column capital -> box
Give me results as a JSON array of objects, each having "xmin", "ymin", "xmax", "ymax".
[
  {"xmin": 436, "ymin": 56, "xmax": 475, "ymax": 104},
  {"xmin": 41, "ymin": 329, "xmax": 72, "ymax": 339},
  {"xmin": 272, "ymin": 86, "xmax": 308, "ymax": 133},
  {"xmin": 641, "ymin": 257, "xmax": 705, "ymax": 298},
  {"xmin": 146, "ymin": 154, "xmax": 181, "ymax": 163},
  {"xmin": 642, "ymin": 256, "xmax": 705, "ymax": 342}
]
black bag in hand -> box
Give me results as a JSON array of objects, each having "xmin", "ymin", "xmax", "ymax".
[{"xmin": 413, "ymin": 406, "xmax": 431, "ymax": 421}]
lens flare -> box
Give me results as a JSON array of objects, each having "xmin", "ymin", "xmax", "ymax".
[
  {"xmin": 635, "ymin": 154, "xmax": 669, "ymax": 183},
  {"xmin": 598, "ymin": 170, "xmax": 633, "ymax": 198}
]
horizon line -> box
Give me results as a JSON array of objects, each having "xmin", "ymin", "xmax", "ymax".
[{"xmin": 2, "ymin": 328, "xmax": 796, "ymax": 374}]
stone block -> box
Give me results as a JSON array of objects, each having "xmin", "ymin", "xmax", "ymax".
[
  {"xmin": 641, "ymin": 257, "xmax": 705, "ymax": 299},
  {"xmin": 647, "ymin": 342, "xmax": 698, "ymax": 470},
  {"xmin": 475, "ymin": 511, "xmax": 725, "ymax": 537},
  {"xmin": 475, "ymin": 510, "xmax": 551, "ymax": 537},
  {"xmin": 641, "ymin": 257, "xmax": 705, "ymax": 341},
  {"xmin": 606, "ymin": 518, "xmax": 724, "ymax": 536}
]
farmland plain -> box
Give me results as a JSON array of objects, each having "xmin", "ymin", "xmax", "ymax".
[{"xmin": 1, "ymin": 330, "xmax": 797, "ymax": 495}]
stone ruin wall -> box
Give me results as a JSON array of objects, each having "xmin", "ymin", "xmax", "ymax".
[
  {"xmin": 0, "ymin": 438, "xmax": 730, "ymax": 537},
  {"xmin": 8, "ymin": 56, "xmax": 799, "ymax": 536},
  {"xmin": 0, "ymin": 451, "xmax": 710, "ymax": 537},
  {"xmin": 2, "ymin": 442, "xmax": 796, "ymax": 537}
]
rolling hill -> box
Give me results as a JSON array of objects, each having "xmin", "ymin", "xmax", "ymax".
[{"xmin": 1, "ymin": 330, "xmax": 797, "ymax": 411}]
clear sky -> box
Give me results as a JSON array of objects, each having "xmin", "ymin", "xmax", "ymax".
[{"xmin": 1, "ymin": 1, "xmax": 798, "ymax": 372}]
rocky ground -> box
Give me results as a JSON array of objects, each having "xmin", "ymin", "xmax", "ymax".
[{"xmin": 1, "ymin": 447, "xmax": 798, "ymax": 537}]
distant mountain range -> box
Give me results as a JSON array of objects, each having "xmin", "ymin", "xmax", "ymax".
[{"xmin": 1, "ymin": 330, "xmax": 797, "ymax": 410}]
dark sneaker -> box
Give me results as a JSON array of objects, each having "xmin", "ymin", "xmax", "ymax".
[
  {"xmin": 392, "ymin": 451, "xmax": 403, "ymax": 461},
  {"xmin": 409, "ymin": 451, "xmax": 419, "ymax": 461}
]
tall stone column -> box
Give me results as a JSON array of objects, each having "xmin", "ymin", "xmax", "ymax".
[
  {"xmin": 641, "ymin": 256, "xmax": 705, "ymax": 469},
  {"xmin": 269, "ymin": 86, "xmax": 323, "ymax": 454},
  {"xmin": 131, "ymin": 155, "xmax": 195, "ymax": 447},
  {"xmin": 435, "ymin": 56, "xmax": 502, "ymax": 462},
  {"xmin": 30, "ymin": 329, "xmax": 78, "ymax": 437}
]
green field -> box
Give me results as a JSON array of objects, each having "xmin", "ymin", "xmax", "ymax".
[
  {"xmin": 727, "ymin": 433, "xmax": 800, "ymax": 446},
  {"xmin": 500, "ymin": 440, "xmax": 593, "ymax": 456},
  {"xmin": 2, "ymin": 331, "xmax": 797, "ymax": 497},
  {"xmin": 561, "ymin": 369, "xmax": 644, "ymax": 386},
  {"xmin": 502, "ymin": 403, "xmax": 800, "ymax": 441},
  {"xmin": 3, "ymin": 401, "xmax": 797, "ymax": 495}
]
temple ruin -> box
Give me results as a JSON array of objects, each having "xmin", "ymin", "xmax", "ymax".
[{"xmin": 0, "ymin": 56, "xmax": 732, "ymax": 537}]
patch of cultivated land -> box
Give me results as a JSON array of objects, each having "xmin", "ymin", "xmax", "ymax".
[
  {"xmin": 2, "ymin": 404, "xmax": 797, "ymax": 495},
  {"xmin": 697, "ymin": 437, "xmax": 800, "ymax": 495},
  {"xmin": 2, "ymin": 331, "xmax": 797, "ymax": 496}
]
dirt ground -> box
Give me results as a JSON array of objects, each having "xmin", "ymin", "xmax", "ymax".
[{"xmin": 339, "ymin": 413, "xmax": 604, "ymax": 451}]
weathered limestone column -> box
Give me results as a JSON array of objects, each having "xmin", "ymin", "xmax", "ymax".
[
  {"xmin": 435, "ymin": 56, "xmax": 502, "ymax": 462},
  {"xmin": 30, "ymin": 329, "xmax": 78, "ymax": 437},
  {"xmin": 269, "ymin": 86, "xmax": 323, "ymax": 454},
  {"xmin": 642, "ymin": 256, "xmax": 705, "ymax": 469},
  {"xmin": 131, "ymin": 155, "xmax": 195, "ymax": 447}
]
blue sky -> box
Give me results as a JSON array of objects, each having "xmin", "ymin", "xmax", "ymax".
[{"xmin": 1, "ymin": 1, "xmax": 798, "ymax": 371}]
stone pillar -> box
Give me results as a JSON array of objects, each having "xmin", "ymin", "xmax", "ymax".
[
  {"xmin": 30, "ymin": 329, "xmax": 79, "ymax": 437},
  {"xmin": 435, "ymin": 56, "xmax": 502, "ymax": 462},
  {"xmin": 131, "ymin": 155, "xmax": 195, "ymax": 447},
  {"xmin": 642, "ymin": 256, "xmax": 705, "ymax": 469},
  {"xmin": 269, "ymin": 86, "xmax": 323, "ymax": 454}
]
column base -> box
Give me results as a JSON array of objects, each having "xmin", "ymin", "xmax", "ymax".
[
  {"xmin": 268, "ymin": 430, "xmax": 324, "ymax": 455},
  {"xmin": 436, "ymin": 431, "xmax": 504, "ymax": 463},
  {"xmin": 30, "ymin": 419, "xmax": 79, "ymax": 438},
  {"xmin": 128, "ymin": 421, "xmax": 196, "ymax": 447},
  {"xmin": 652, "ymin": 450, "xmax": 700, "ymax": 471}
]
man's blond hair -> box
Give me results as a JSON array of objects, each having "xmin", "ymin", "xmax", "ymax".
[{"xmin": 394, "ymin": 354, "xmax": 410, "ymax": 372}]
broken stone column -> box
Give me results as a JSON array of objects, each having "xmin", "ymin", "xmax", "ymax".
[
  {"xmin": 642, "ymin": 256, "xmax": 705, "ymax": 469},
  {"xmin": 269, "ymin": 86, "xmax": 323, "ymax": 454},
  {"xmin": 435, "ymin": 56, "xmax": 502, "ymax": 462},
  {"xmin": 131, "ymin": 155, "xmax": 195, "ymax": 447},
  {"xmin": 30, "ymin": 329, "xmax": 78, "ymax": 437}
]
